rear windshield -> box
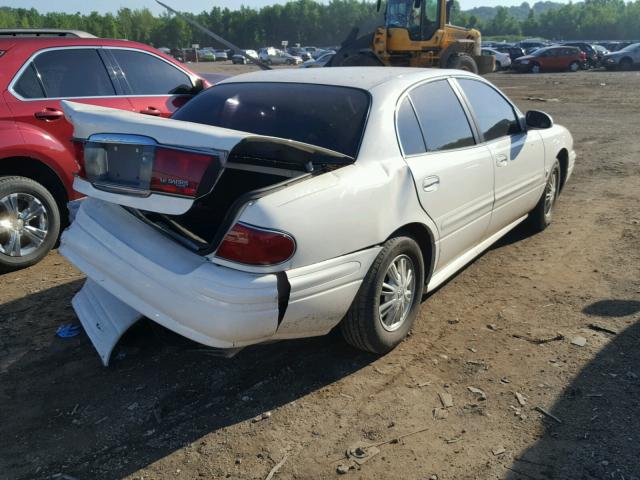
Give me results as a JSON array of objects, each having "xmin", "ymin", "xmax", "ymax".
[{"xmin": 171, "ymin": 82, "xmax": 370, "ymax": 158}]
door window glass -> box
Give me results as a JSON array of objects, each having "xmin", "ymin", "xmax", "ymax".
[
  {"xmin": 457, "ymin": 79, "xmax": 521, "ymax": 142},
  {"xmin": 409, "ymin": 80, "xmax": 475, "ymax": 152},
  {"xmin": 110, "ymin": 49, "xmax": 192, "ymax": 95},
  {"xmin": 396, "ymin": 97, "xmax": 426, "ymax": 155},
  {"xmin": 32, "ymin": 48, "xmax": 115, "ymax": 98}
]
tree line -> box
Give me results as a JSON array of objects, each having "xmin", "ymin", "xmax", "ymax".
[{"xmin": 1, "ymin": 0, "xmax": 639, "ymax": 50}]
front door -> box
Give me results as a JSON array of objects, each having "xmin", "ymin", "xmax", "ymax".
[
  {"xmin": 397, "ymin": 79, "xmax": 494, "ymax": 271},
  {"xmin": 455, "ymin": 78, "xmax": 545, "ymax": 235},
  {"xmin": 105, "ymin": 48, "xmax": 195, "ymax": 118}
]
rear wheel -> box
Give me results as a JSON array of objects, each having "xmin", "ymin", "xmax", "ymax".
[
  {"xmin": 526, "ymin": 160, "xmax": 560, "ymax": 233},
  {"xmin": 569, "ymin": 61, "xmax": 580, "ymax": 72},
  {"xmin": 341, "ymin": 236, "xmax": 424, "ymax": 354},
  {"xmin": 531, "ymin": 62, "xmax": 541, "ymax": 73},
  {"xmin": 0, "ymin": 176, "xmax": 60, "ymax": 272},
  {"xmin": 447, "ymin": 53, "xmax": 479, "ymax": 74}
]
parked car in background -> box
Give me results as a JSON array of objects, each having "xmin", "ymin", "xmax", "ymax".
[
  {"xmin": 287, "ymin": 47, "xmax": 312, "ymax": 61},
  {"xmin": 494, "ymin": 45, "xmax": 526, "ymax": 61},
  {"xmin": 214, "ymin": 50, "xmax": 228, "ymax": 61},
  {"xmin": 602, "ymin": 42, "xmax": 640, "ymax": 70},
  {"xmin": 559, "ymin": 42, "xmax": 599, "ymax": 68},
  {"xmin": 0, "ymin": 36, "xmax": 208, "ymax": 271},
  {"xmin": 231, "ymin": 49, "xmax": 258, "ymax": 64},
  {"xmin": 512, "ymin": 46, "xmax": 585, "ymax": 73},
  {"xmin": 481, "ymin": 47, "xmax": 511, "ymax": 70},
  {"xmin": 59, "ymin": 67, "xmax": 574, "ymax": 365},
  {"xmin": 299, "ymin": 51, "xmax": 335, "ymax": 68},
  {"xmin": 259, "ymin": 47, "xmax": 302, "ymax": 65},
  {"xmin": 197, "ymin": 49, "xmax": 216, "ymax": 61}
]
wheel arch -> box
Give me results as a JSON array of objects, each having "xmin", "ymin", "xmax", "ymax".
[
  {"xmin": 556, "ymin": 148, "xmax": 569, "ymax": 191},
  {"xmin": 0, "ymin": 156, "xmax": 69, "ymax": 211},
  {"xmin": 386, "ymin": 222, "xmax": 436, "ymax": 286}
]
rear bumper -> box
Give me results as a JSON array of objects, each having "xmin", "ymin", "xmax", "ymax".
[{"xmin": 60, "ymin": 198, "xmax": 379, "ymax": 362}]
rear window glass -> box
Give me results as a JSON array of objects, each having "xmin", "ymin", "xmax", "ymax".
[
  {"xmin": 32, "ymin": 48, "xmax": 115, "ymax": 98},
  {"xmin": 172, "ymin": 82, "xmax": 370, "ymax": 158},
  {"xmin": 14, "ymin": 63, "xmax": 45, "ymax": 98}
]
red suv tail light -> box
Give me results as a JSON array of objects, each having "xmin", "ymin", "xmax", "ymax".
[{"xmin": 216, "ymin": 223, "xmax": 296, "ymax": 266}]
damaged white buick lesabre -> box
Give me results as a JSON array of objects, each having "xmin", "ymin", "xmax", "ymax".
[{"xmin": 60, "ymin": 67, "xmax": 575, "ymax": 365}]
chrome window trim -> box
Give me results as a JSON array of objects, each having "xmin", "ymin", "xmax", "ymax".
[{"xmin": 8, "ymin": 45, "xmax": 197, "ymax": 102}]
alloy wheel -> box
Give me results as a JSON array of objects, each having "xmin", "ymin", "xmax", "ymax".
[
  {"xmin": 0, "ymin": 192, "xmax": 49, "ymax": 257},
  {"xmin": 379, "ymin": 254, "xmax": 416, "ymax": 332},
  {"xmin": 544, "ymin": 169, "xmax": 559, "ymax": 217}
]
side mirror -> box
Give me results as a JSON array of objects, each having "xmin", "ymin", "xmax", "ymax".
[{"xmin": 525, "ymin": 110, "xmax": 553, "ymax": 129}]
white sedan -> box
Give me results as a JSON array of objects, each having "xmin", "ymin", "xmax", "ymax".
[
  {"xmin": 60, "ymin": 68, "xmax": 575, "ymax": 365},
  {"xmin": 482, "ymin": 47, "xmax": 512, "ymax": 70}
]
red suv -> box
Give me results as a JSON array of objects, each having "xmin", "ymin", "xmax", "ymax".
[{"xmin": 0, "ymin": 35, "xmax": 208, "ymax": 271}]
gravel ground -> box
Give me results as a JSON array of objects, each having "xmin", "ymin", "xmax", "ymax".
[{"xmin": 1, "ymin": 64, "xmax": 639, "ymax": 480}]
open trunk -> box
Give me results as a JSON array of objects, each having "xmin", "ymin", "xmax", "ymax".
[
  {"xmin": 132, "ymin": 162, "xmax": 309, "ymax": 254},
  {"xmin": 62, "ymin": 100, "xmax": 353, "ymax": 255}
]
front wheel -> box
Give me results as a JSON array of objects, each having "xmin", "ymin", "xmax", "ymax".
[
  {"xmin": 569, "ymin": 61, "xmax": 580, "ymax": 72},
  {"xmin": 341, "ymin": 236, "xmax": 424, "ymax": 354},
  {"xmin": 531, "ymin": 62, "xmax": 541, "ymax": 73},
  {"xmin": 526, "ymin": 160, "xmax": 561, "ymax": 233},
  {"xmin": 0, "ymin": 176, "xmax": 60, "ymax": 272}
]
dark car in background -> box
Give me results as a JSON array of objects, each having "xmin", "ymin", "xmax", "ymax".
[
  {"xmin": 494, "ymin": 45, "xmax": 526, "ymax": 61},
  {"xmin": 0, "ymin": 34, "xmax": 208, "ymax": 271},
  {"xmin": 512, "ymin": 46, "xmax": 585, "ymax": 73},
  {"xmin": 559, "ymin": 42, "xmax": 599, "ymax": 68}
]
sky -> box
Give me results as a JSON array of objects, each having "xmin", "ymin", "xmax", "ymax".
[{"xmin": 4, "ymin": 0, "xmax": 574, "ymax": 14}]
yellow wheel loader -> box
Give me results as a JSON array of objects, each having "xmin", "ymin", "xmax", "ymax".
[{"xmin": 327, "ymin": 0, "xmax": 494, "ymax": 74}]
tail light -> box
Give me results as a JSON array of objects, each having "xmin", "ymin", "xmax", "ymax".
[
  {"xmin": 216, "ymin": 223, "xmax": 296, "ymax": 266},
  {"xmin": 73, "ymin": 136, "xmax": 221, "ymax": 199}
]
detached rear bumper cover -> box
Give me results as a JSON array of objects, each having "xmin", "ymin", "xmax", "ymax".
[{"xmin": 60, "ymin": 198, "xmax": 379, "ymax": 364}]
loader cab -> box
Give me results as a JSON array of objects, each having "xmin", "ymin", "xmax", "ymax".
[{"xmin": 384, "ymin": 0, "xmax": 443, "ymax": 41}]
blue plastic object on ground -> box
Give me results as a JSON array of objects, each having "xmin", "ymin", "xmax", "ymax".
[{"xmin": 56, "ymin": 323, "xmax": 81, "ymax": 338}]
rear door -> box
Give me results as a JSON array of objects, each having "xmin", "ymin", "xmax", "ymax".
[
  {"xmin": 398, "ymin": 79, "xmax": 494, "ymax": 270},
  {"xmin": 106, "ymin": 48, "xmax": 196, "ymax": 118},
  {"xmin": 455, "ymin": 78, "xmax": 545, "ymax": 236}
]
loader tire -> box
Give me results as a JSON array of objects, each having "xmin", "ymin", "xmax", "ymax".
[{"xmin": 447, "ymin": 54, "xmax": 479, "ymax": 74}]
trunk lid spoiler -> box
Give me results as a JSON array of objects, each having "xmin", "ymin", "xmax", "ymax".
[{"xmin": 62, "ymin": 101, "xmax": 353, "ymax": 215}]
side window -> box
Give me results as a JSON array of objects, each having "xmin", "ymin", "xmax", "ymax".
[
  {"xmin": 409, "ymin": 80, "xmax": 475, "ymax": 152},
  {"xmin": 397, "ymin": 97, "xmax": 426, "ymax": 156},
  {"xmin": 13, "ymin": 63, "xmax": 45, "ymax": 99},
  {"xmin": 110, "ymin": 49, "xmax": 192, "ymax": 95},
  {"xmin": 457, "ymin": 79, "xmax": 521, "ymax": 142},
  {"xmin": 32, "ymin": 48, "xmax": 115, "ymax": 98}
]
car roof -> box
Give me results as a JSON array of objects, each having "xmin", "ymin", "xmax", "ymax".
[
  {"xmin": 0, "ymin": 28, "xmax": 96, "ymax": 38},
  {"xmin": 217, "ymin": 67, "xmax": 464, "ymax": 92},
  {"xmin": 0, "ymin": 37, "xmax": 148, "ymax": 49}
]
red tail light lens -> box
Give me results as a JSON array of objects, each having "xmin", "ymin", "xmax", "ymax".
[
  {"xmin": 216, "ymin": 223, "xmax": 296, "ymax": 266},
  {"xmin": 150, "ymin": 147, "xmax": 216, "ymax": 197}
]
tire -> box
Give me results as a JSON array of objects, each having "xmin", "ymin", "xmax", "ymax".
[
  {"xmin": 620, "ymin": 58, "xmax": 633, "ymax": 71},
  {"xmin": 569, "ymin": 61, "xmax": 580, "ymax": 72},
  {"xmin": 286, "ymin": 59, "xmax": 294, "ymax": 65},
  {"xmin": 0, "ymin": 176, "xmax": 60, "ymax": 273},
  {"xmin": 526, "ymin": 160, "xmax": 561, "ymax": 233},
  {"xmin": 447, "ymin": 53, "xmax": 479, "ymax": 74},
  {"xmin": 531, "ymin": 62, "xmax": 541, "ymax": 74},
  {"xmin": 341, "ymin": 236, "xmax": 425, "ymax": 354}
]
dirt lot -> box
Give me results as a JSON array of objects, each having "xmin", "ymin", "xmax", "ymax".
[{"xmin": 1, "ymin": 65, "xmax": 639, "ymax": 480}]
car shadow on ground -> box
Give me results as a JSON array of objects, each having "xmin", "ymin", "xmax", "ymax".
[
  {"xmin": 504, "ymin": 304, "xmax": 640, "ymax": 480},
  {"xmin": 0, "ymin": 281, "xmax": 377, "ymax": 480}
]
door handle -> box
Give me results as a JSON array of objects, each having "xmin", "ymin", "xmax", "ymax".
[
  {"xmin": 422, "ymin": 175, "xmax": 440, "ymax": 192},
  {"xmin": 496, "ymin": 154, "xmax": 509, "ymax": 167},
  {"xmin": 34, "ymin": 108, "xmax": 64, "ymax": 121},
  {"xmin": 140, "ymin": 106, "xmax": 162, "ymax": 116}
]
